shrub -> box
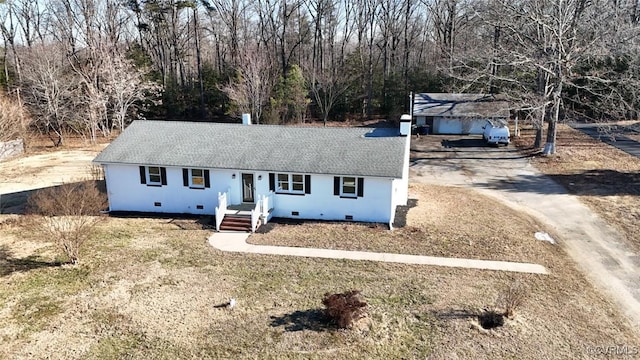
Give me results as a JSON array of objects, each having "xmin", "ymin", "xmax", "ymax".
[
  {"xmin": 322, "ymin": 290, "xmax": 368, "ymax": 329},
  {"xmin": 26, "ymin": 181, "xmax": 107, "ymax": 265},
  {"xmin": 497, "ymin": 280, "xmax": 529, "ymax": 318},
  {"xmin": 88, "ymin": 164, "xmax": 104, "ymax": 181},
  {"xmin": 27, "ymin": 181, "xmax": 106, "ymax": 217}
]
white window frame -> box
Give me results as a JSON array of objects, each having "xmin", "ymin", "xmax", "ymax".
[
  {"xmin": 341, "ymin": 176, "xmax": 357, "ymax": 198},
  {"xmin": 277, "ymin": 173, "xmax": 290, "ymax": 192},
  {"xmin": 190, "ymin": 168, "xmax": 205, "ymax": 188},
  {"xmin": 291, "ymin": 174, "xmax": 304, "ymax": 192},
  {"xmin": 147, "ymin": 166, "xmax": 162, "ymax": 186},
  {"xmin": 276, "ymin": 173, "xmax": 305, "ymax": 194}
]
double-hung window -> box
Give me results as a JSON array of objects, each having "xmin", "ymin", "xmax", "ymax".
[
  {"xmin": 341, "ymin": 176, "xmax": 357, "ymax": 197},
  {"xmin": 182, "ymin": 168, "xmax": 210, "ymax": 189},
  {"xmin": 148, "ymin": 167, "xmax": 162, "ymax": 185},
  {"xmin": 333, "ymin": 176, "xmax": 364, "ymax": 198},
  {"xmin": 191, "ymin": 169, "xmax": 205, "ymax": 188},
  {"xmin": 140, "ymin": 166, "xmax": 167, "ymax": 186},
  {"xmin": 276, "ymin": 173, "xmax": 305, "ymax": 194},
  {"xmin": 277, "ymin": 173, "xmax": 290, "ymax": 192},
  {"xmin": 270, "ymin": 173, "xmax": 310, "ymax": 195},
  {"xmin": 291, "ymin": 174, "xmax": 304, "ymax": 192}
]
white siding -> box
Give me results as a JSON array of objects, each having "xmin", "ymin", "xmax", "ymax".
[
  {"xmin": 267, "ymin": 174, "xmax": 393, "ymax": 223},
  {"xmin": 104, "ymin": 164, "xmax": 235, "ymax": 215},
  {"xmin": 391, "ymin": 135, "xmax": 410, "ymax": 208},
  {"xmin": 104, "ymin": 164, "xmax": 397, "ymax": 224}
]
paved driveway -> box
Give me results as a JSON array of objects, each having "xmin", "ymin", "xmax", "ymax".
[
  {"xmin": 410, "ymin": 134, "xmax": 640, "ymax": 330},
  {"xmin": 572, "ymin": 122, "xmax": 640, "ymax": 159}
]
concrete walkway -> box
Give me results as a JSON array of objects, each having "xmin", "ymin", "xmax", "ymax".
[{"xmin": 208, "ymin": 232, "xmax": 548, "ymax": 274}]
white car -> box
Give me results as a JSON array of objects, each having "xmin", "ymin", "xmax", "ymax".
[{"xmin": 483, "ymin": 121, "xmax": 510, "ymax": 146}]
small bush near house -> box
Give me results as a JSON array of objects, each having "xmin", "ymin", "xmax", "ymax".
[
  {"xmin": 26, "ymin": 181, "xmax": 107, "ymax": 265},
  {"xmin": 88, "ymin": 164, "xmax": 104, "ymax": 181},
  {"xmin": 497, "ymin": 280, "xmax": 529, "ymax": 318},
  {"xmin": 322, "ymin": 290, "xmax": 368, "ymax": 329}
]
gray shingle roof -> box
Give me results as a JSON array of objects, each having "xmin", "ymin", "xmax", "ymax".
[
  {"xmin": 413, "ymin": 93, "xmax": 510, "ymax": 118},
  {"xmin": 93, "ymin": 121, "xmax": 407, "ymax": 178}
]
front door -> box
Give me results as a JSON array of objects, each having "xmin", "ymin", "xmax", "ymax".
[{"xmin": 241, "ymin": 173, "xmax": 255, "ymax": 203}]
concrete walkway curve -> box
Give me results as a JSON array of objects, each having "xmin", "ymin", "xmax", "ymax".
[{"xmin": 208, "ymin": 232, "xmax": 548, "ymax": 274}]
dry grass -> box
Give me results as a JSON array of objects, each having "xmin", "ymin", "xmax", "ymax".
[
  {"xmin": 251, "ymin": 184, "xmax": 562, "ymax": 264},
  {"xmin": 25, "ymin": 181, "xmax": 107, "ymax": 265},
  {"xmin": 24, "ymin": 133, "xmax": 113, "ymax": 154},
  {"xmin": 515, "ymin": 124, "xmax": 640, "ymax": 252},
  {"xmin": 1, "ymin": 141, "xmax": 640, "ymax": 358},
  {"xmin": 0, "ymin": 202, "xmax": 637, "ymax": 359}
]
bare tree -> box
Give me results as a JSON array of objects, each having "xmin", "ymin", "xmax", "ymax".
[
  {"xmin": 222, "ymin": 47, "xmax": 275, "ymax": 124},
  {"xmin": 202, "ymin": 0, "xmax": 251, "ymax": 68},
  {"xmin": 20, "ymin": 44, "xmax": 76, "ymax": 146},
  {"xmin": 255, "ymin": 0, "xmax": 311, "ymax": 77},
  {"xmin": 422, "ymin": 0, "xmax": 473, "ymax": 70},
  {"xmin": 456, "ymin": 0, "xmax": 640, "ymax": 154},
  {"xmin": 105, "ymin": 52, "xmax": 162, "ymax": 131},
  {"xmin": 306, "ymin": 64, "xmax": 351, "ymax": 125},
  {"xmin": 353, "ymin": 0, "xmax": 380, "ymax": 118}
]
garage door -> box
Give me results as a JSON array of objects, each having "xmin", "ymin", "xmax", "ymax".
[
  {"xmin": 434, "ymin": 118, "xmax": 463, "ymax": 134},
  {"xmin": 434, "ymin": 118, "xmax": 487, "ymax": 135}
]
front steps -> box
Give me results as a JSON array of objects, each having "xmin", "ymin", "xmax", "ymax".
[{"xmin": 219, "ymin": 214, "xmax": 253, "ymax": 232}]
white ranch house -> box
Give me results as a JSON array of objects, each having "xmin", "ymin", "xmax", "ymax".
[
  {"xmin": 93, "ymin": 119, "xmax": 411, "ymax": 231},
  {"xmin": 413, "ymin": 93, "xmax": 510, "ymax": 135}
]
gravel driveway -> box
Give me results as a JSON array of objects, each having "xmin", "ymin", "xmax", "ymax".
[{"xmin": 410, "ymin": 134, "xmax": 640, "ymax": 331}]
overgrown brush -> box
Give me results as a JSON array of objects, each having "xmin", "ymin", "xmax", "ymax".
[{"xmin": 497, "ymin": 280, "xmax": 529, "ymax": 318}]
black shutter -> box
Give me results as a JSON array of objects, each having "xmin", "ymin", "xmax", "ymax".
[
  {"xmin": 334, "ymin": 177, "xmax": 340, "ymax": 196},
  {"xmin": 139, "ymin": 166, "xmax": 146, "ymax": 184},
  {"xmin": 357, "ymin": 177, "xmax": 364, "ymax": 197},
  {"xmin": 269, "ymin": 173, "xmax": 275, "ymax": 192},
  {"xmin": 204, "ymin": 170, "xmax": 210, "ymax": 188},
  {"xmin": 182, "ymin": 169, "xmax": 189, "ymax": 186},
  {"xmin": 305, "ymin": 175, "xmax": 311, "ymax": 194},
  {"xmin": 160, "ymin": 167, "xmax": 167, "ymax": 185}
]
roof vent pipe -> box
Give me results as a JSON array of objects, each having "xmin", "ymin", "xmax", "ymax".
[
  {"xmin": 399, "ymin": 114, "xmax": 411, "ymax": 136},
  {"xmin": 242, "ymin": 113, "xmax": 252, "ymax": 125}
]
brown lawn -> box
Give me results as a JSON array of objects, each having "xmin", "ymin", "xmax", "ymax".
[
  {"xmin": 515, "ymin": 124, "xmax": 640, "ymax": 253},
  {"xmin": 1, "ymin": 133, "xmax": 639, "ymax": 359}
]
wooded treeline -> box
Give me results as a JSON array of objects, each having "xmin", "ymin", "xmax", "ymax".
[{"xmin": 1, "ymin": 0, "xmax": 639, "ymax": 153}]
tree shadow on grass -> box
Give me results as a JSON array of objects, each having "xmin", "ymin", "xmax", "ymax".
[
  {"xmin": 0, "ymin": 180, "xmax": 107, "ymax": 215},
  {"xmin": 0, "ymin": 245, "xmax": 62, "ymax": 277},
  {"xmin": 270, "ymin": 309, "xmax": 332, "ymax": 332},
  {"xmin": 474, "ymin": 170, "xmax": 640, "ymax": 196},
  {"xmin": 0, "ymin": 189, "xmax": 35, "ymax": 214},
  {"xmin": 393, "ymin": 198, "xmax": 418, "ymax": 228}
]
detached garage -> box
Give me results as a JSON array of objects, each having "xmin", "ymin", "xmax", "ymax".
[{"xmin": 413, "ymin": 93, "xmax": 509, "ymax": 135}]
